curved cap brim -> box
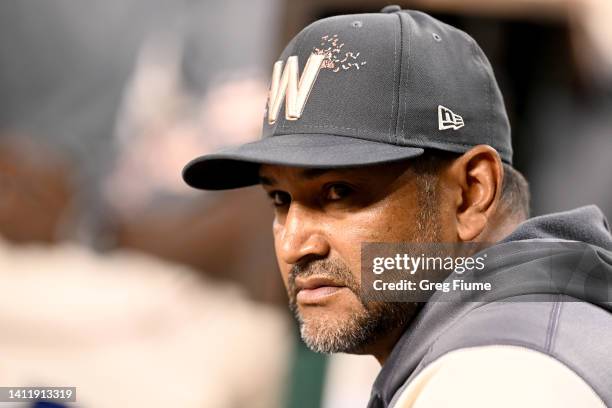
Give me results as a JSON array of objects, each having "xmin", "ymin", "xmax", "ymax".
[{"xmin": 182, "ymin": 134, "xmax": 425, "ymax": 190}]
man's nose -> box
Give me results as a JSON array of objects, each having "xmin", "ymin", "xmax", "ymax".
[{"xmin": 276, "ymin": 202, "xmax": 330, "ymax": 265}]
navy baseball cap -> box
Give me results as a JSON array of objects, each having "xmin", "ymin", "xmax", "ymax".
[{"xmin": 183, "ymin": 6, "xmax": 512, "ymax": 190}]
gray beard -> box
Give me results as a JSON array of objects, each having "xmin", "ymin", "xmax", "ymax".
[{"xmin": 291, "ymin": 289, "xmax": 419, "ymax": 354}]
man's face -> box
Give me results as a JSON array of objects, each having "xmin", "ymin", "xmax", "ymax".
[{"xmin": 259, "ymin": 161, "xmax": 446, "ymax": 354}]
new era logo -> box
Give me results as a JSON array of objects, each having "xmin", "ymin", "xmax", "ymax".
[{"xmin": 438, "ymin": 105, "xmax": 464, "ymax": 130}]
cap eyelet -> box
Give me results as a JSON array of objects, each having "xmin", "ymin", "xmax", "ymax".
[
  {"xmin": 351, "ymin": 20, "xmax": 363, "ymax": 28},
  {"xmin": 432, "ymin": 33, "xmax": 442, "ymax": 42}
]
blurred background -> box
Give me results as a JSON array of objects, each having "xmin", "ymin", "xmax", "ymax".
[{"xmin": 0, "ymin": 0, "xmax": 610, "ymax": 407}]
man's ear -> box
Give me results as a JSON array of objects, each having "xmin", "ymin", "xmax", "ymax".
[{"xmin": 446, "ymin": 145, "xmax": 504, "ymax": 241}]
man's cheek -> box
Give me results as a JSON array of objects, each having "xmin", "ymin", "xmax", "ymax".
[
  {"xmin": 272, "ymin": 232, "xmax": 288, "ymax": 284},
  {"xmin": 346, "ymin": 209, "xmax": 396, "ymax": 241},
  {"xmin": 329, "ymin": 237, "xmax": 362, "ymax": 280},
  {"xmin": 277, "ymin": 263, "xmax": 290, "ymax": 289}
]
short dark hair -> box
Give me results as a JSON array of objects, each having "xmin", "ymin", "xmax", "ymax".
[
  {"xmin": 410, "ymin": 150, "xmax": 530, "ymax": 220},
  {"xmin": 499, "ymin": 162, "xmax": 530, "ymax": 219}
]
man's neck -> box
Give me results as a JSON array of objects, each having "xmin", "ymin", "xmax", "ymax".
[
  {"xmin": 370, "ymin": 325, "xmax": 406, "ymax": 365},
  {"xmin": 479, "ymin": 211, "xmax": 525, "ymax": 244}
]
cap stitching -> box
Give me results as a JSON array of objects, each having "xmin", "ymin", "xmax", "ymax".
[
  {"xmin": 276, "ymin": 124, "xmax": 375, "ymax": 132},
  {"xmin": 395, "ymin": 13, "xmax": 405, "ymax": 144},
  {"xmin": 388, "ymin": 14, "xmax": 399, "ymax": 144},
  {"xmin": 272, "ymin": 128, "xmax": 488, "ymax": 149},
  {"xmin": 400, "ymin": 12, "xmax": 412, "ymax": 144},
  {"xmin": 481, "ymin": 44, "xmax": 493, "ymax": 152},
  {"xmin": 467, "ymin": 34, "xmax": 496, "ymax": 157}
]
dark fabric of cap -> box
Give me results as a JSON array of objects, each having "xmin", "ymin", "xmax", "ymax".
[{"xmin": 183, "ymin": 7, "xmax": 512, "ymax": 190}]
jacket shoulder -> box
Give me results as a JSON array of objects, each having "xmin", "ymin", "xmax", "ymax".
[{"xmin": 410, "ymin": 297, "xmax": 612, "ymax": 405}]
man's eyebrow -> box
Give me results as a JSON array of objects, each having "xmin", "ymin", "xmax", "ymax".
[
  {"xmin": 259, "ymin": 168, "xmax": 341, "ymax": 186},
  {"xmin": 300, "ymin": 168, "xmax": 333, "ymax": 180},
  {"xmin": 259, "ymin": 175, "xmax": 276, "ymax": 186}
]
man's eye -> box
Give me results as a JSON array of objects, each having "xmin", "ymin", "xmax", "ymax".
[
  {"xmin": 269, "ymin": 191, "xmax": 291, "ymax": 207},
  {"xmin": 325, "ymin": 184, "xmax": 353, "ymax": 201}
]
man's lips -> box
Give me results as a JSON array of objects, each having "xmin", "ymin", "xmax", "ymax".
[{"xmin": 295, "ymin": 276, "xmax": 347, "ymax": 304}]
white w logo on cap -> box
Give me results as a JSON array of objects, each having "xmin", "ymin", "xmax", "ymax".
[{"xmin": 267, "ymin": 53, "xmax": 325, "ymax": 125}]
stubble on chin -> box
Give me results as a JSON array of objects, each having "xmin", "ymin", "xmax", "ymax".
[{"xmin": 288, "ymin": 259, "xmax": 417, "ymax": 354}]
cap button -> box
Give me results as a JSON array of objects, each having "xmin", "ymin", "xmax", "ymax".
[{"xmin": 380, "ymin": 5, "xmax": 401, "ymax": 13}]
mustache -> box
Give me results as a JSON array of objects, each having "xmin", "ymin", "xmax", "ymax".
[{"xmin": 288, "ymin": 258, "xmax": 359, "ymax": 298}]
